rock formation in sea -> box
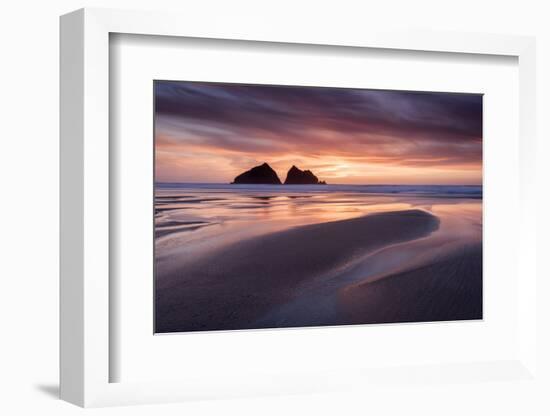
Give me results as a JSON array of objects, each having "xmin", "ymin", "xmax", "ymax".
[
  {"xmin": 231, "ymin": 162, "xmax": 282, "ymax": 184},
  {"xmin": 284, "ymin": 165, "xmax": 326, "ymax": 185}
]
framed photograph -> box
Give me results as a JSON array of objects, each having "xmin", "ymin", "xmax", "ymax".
[
  {"xmin": 153, "ymin": 80, "xmax": 483, "ymax": 334},
  {"xmin": 60, "ymin": 8, "xmax": 539, "ymax": 408}
]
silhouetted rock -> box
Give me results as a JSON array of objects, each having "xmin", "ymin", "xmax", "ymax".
[
  {"xmin": 284, "ymin": 165, "xmax": 326, "ymax": 185},
  {"xmin": 232, "ymin": 163, "xmax": 282, "ymax": 184}
]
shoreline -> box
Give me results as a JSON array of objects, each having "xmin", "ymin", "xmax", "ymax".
[{"xmin": 155, "ymin": 209, "xmax": 441, "ymax": 333}]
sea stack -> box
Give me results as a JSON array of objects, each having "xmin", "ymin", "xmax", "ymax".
[
  {"xmin": 232, "ymin": 162, "xmax": 282, "ymax": 184},
  {"xmin": 284, "ymin": 165, "xmax": 326, "ymax": 185}
]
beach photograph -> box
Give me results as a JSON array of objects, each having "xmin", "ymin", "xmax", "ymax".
[{"xmin": 154, "ymin": 81, "xmax": 482, "ymax": 333}]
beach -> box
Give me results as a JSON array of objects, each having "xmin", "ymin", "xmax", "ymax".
[{"xmin": 155, "ymin": 184, "xmax": 482, "ymax": 333}]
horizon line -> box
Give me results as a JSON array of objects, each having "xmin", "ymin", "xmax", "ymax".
[{"xmin": 155, "ymin": 181, "xmax": 483, "ymax": 187}]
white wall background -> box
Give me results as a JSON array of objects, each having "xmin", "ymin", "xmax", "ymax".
[{"xmin": 1, "ymin": 1, "xmax": 548, "ymax": 415}]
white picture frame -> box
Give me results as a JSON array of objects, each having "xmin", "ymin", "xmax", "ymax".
[{"xmin": 60, "ymin": 7, "xmax": 538, "ymax": 408}]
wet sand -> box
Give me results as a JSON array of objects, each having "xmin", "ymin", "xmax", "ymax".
[
  {"xmin": 340, "ymin": 243, "xmax": 482, "ymax": 324},
  {"xmin": 155, "ymin": 209, "xmax": 442, "ymax": 333}
]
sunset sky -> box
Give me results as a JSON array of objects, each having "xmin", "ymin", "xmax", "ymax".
[{"xmin": 154, "ymin": 81, "xmax": 482, "ymax": 185}]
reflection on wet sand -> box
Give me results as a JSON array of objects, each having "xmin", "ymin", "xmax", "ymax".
[{"xmin": 155, "ymin": 184, "xmax": 482, "ymax": 332}]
